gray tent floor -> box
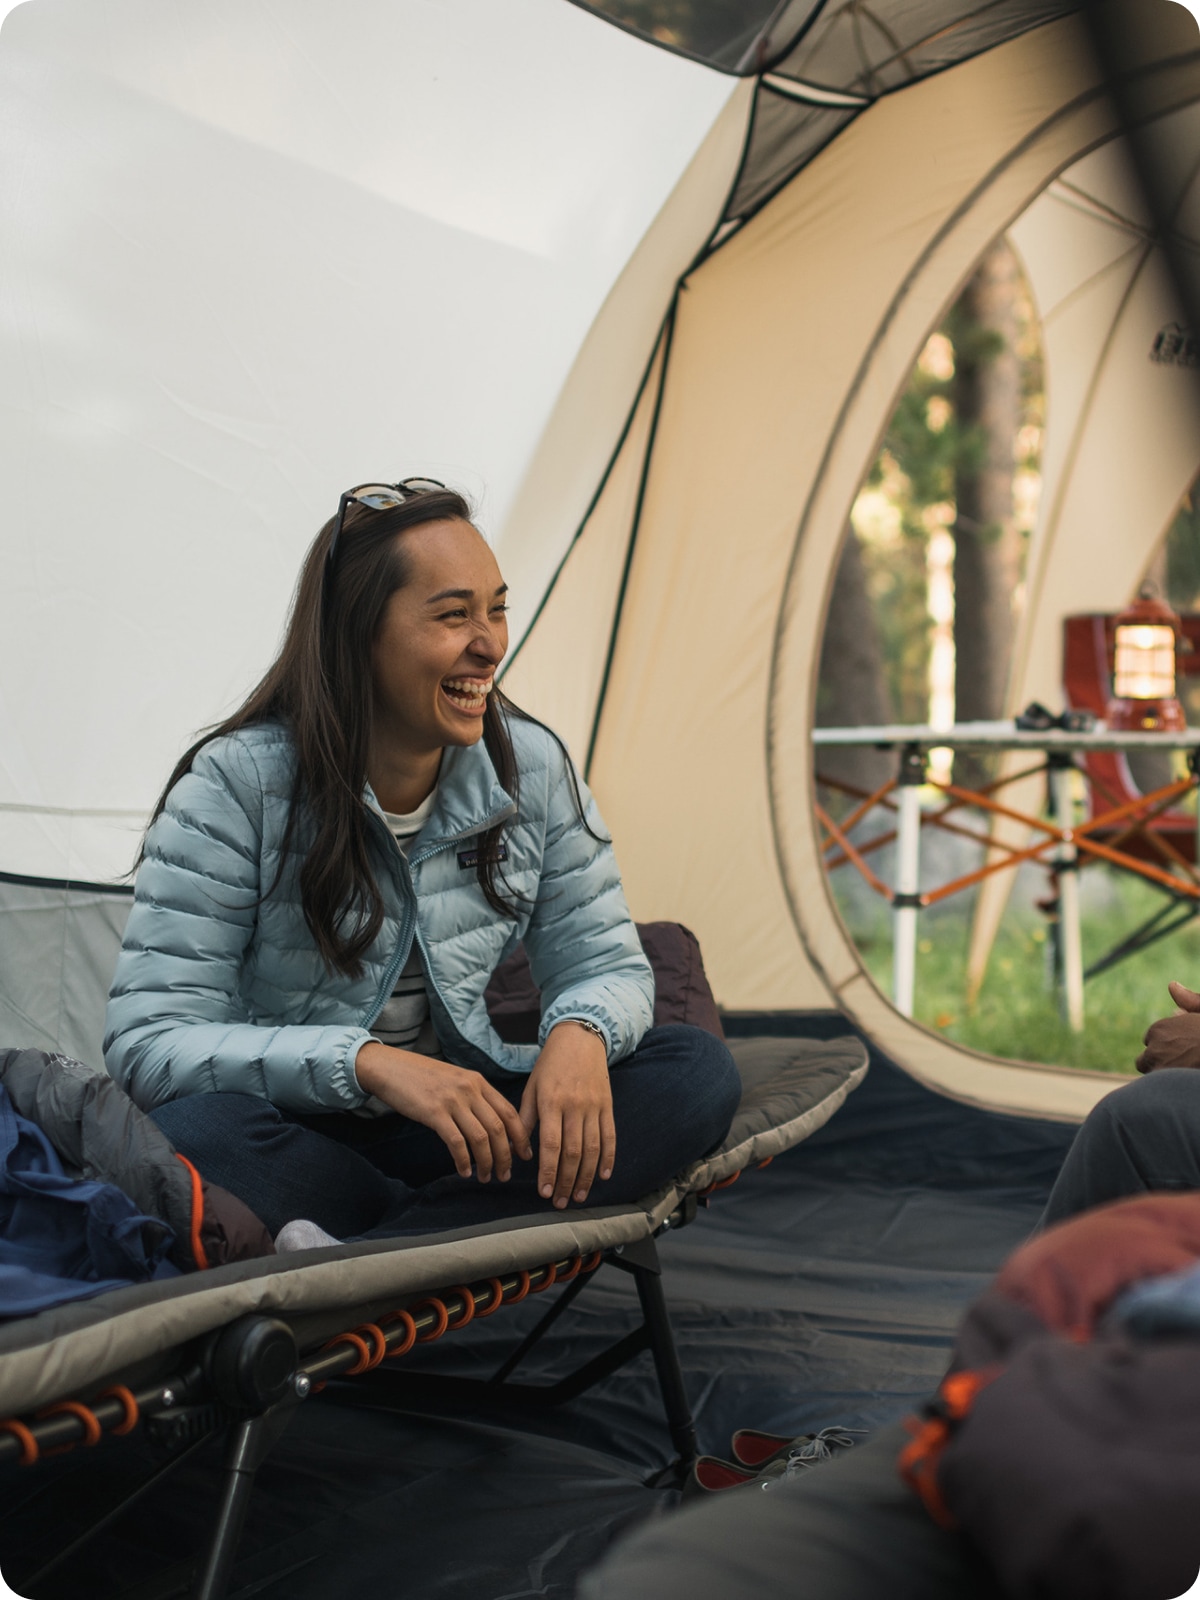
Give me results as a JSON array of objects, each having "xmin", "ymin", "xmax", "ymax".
[{"xmin": 0, "ymin": 1017, "xmax": 1076, "ymax": 1600}]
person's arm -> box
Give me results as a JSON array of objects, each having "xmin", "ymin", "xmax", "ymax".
[
  {"xmin": 522, "ymin": 746, "xmax": 654, "ymax": 1062},
  {"xmin": 104, "ymin": 738, "xmax": 372, "ymax": 1114},
  {"xmin": 1136, "ymin": 981, "xmax": 1200, "ymax": 1073},
  {"xmin": 516, "ymin": 742, "xmax": 654, "ymax": 1207}
]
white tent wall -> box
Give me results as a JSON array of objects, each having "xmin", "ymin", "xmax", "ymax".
[
  {"xmin": 513, "ymin": 7, "xmax": 1199, "ymax": 1118},
  {"xmin": 0, "ymin": 0, "xmax": 737, "ymax": 889},
  {"xmin": 0, "ymin": 0, "xmax": 741, "ymax": 1065},
  {"xmin": 967, "ymin": 115, "xmax": 1200, "ymax": 995}
]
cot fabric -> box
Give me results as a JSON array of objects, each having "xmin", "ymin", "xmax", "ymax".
[
  {"xmin": 104, "ymin": 716, "xmax": 653, "ymax": 1115},
  {"xmin": 0, "ymin": 1031, "xmax": 867, "ymax": 1417}
]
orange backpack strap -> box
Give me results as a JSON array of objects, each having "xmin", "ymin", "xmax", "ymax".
[{"xmin": 898, "ymin": 1368, "xmax": 1000, "ymax": 1528}]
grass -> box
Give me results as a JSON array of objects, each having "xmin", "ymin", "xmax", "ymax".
[{"xmin": 829, "ymin": 861, "xmax": 1200, "ymax": 1075}]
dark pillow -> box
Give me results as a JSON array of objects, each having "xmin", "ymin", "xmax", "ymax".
[{"xmin": 484, "ymin": 921, "xmax": 724, "ymax": 1045}]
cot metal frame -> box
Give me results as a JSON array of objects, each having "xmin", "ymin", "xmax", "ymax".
[{"xmin": 0, "ymin": 1205, "xmax": 706, "ymax": 1600}]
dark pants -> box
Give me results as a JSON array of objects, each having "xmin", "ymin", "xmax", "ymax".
[
  {"xmin": 151, "ymin": 1024, "xmax": 740, "ymax": 1239},
  {"xmin": 1042, "ymin": 1067, "xmax": 1200, "ymax": 1226},
  {"xmin": 579, "ymin": 1422, "xmax": 1003, "ymax": 1600}
]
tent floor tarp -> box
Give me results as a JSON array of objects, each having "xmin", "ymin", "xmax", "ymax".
[{"xmin": 0, "ymin": 1017, "xmax": 1076, "ymax": 1600}]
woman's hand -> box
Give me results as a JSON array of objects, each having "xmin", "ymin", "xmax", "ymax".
[
  {"xmin": 520, "ymin": 1022, "xmax": 616, "ymax": 1209},
  {"xmin": 354, "ymin": 1041, "xmax": 532, "ymax": 1181}
]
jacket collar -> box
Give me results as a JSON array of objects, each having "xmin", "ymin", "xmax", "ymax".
[{"xmin": 365, "ymin": 737, "xmax": 516, "ymax": 850}]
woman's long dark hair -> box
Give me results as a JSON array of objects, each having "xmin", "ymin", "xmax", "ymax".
[{"xmin": 145, "ymin": 488, "xmax": 540, "ymax": 978}]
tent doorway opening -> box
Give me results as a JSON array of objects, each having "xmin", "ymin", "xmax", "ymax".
[{"xmin": 815, "ymin": 141, "xmax": 1200, "ymax": 1076}]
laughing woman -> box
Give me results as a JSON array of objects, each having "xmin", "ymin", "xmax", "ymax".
[{"xmin": 104, "ymin": 482, "xmax": 740, "ymax": 1243}]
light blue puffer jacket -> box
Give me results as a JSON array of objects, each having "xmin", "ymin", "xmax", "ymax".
[{"xmin": 104, "ymin": 718, "xmax": 654, "ymax": 1114}]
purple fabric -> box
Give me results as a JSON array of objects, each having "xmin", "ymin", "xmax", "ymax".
[{"xmin": 485, "ymin": 922, "xmax": 724, "ymax": 1045}]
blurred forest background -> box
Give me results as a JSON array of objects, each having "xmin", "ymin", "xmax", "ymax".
[{"xmin": 814, "ymin": 236, "xmax": 1200, "ymax": 1073}]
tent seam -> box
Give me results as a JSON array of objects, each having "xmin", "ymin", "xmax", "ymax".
[
  {"xmin": 502, "ymin": 315, "xmax": 671, "ymax": 678},
  {"xmin": 584, "ymin": 293, "xmax": 680, "ymax": 780}
]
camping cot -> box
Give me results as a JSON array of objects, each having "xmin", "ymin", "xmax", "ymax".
[{"xmin": 0, "ymin": 1030, "xmax": 867, "ymax": 1599}]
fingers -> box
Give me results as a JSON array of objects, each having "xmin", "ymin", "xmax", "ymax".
[
  {"xmin": 599, "ymin": 1104, "xmax": 616, "ymax": 1184},
  {"xmin": 468, "ymin": 1099, "xmax": 511, "ymax": 1184},
  {"xmin": 553, "ymin": 1111, "xmax": 586, "ymax": 1209},
  {"xmin": 1169, "ymin": 981, "xmax": 1200, "ymax": 1013},
  {"xmin": 538, "ymin": 1105, "xmax": 562, "ymax": 1204},
  {"xmin": 571, "ymin": 1114, "xmax": 602, "ymax": 1205},
  {"xmin": 519, "ymin": 1078, "xmax": 540, "ymax": 1145},
  {"xmin": 484, "ymin": 1082, "xmax": 533, "ymax": 1164},
  {"xmin": 431, "ymin": 1114, "xmax": 475, "ymax": 1180},
  {"xmin": 436, "ymin": 1085, "xmax": 520, "ymax": 1184}
]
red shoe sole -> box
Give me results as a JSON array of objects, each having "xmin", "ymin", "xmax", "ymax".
[{"xmin": 730, "ymin": 1429, "xmax": 796, "ymax": 1467}]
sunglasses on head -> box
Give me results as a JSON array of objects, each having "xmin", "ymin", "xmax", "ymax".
[{"xmin": 327, "ymin": 477, "xmax": 447, "ymax": 568}]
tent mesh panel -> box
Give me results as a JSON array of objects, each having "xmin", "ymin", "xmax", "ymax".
[
  {"xmin": 574, "ymin": 1, "xmax": 1084, "ymax": 224},
  {"xmin": 725, "ymin": 91, "xmax": 859, "ymax": 220}
]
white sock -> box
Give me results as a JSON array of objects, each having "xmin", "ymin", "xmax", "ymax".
[{"xmin": 274, "ymin": 1218, "xmax": 342, "ymax": 1253}]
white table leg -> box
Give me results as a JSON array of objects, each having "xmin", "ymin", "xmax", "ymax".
[
  {"xmin": 893, "ymin": 748, "xmax": 924, "ymax": 1017},
  {"xmin": 1051, "ymin": 759, "xmax": 1084, "ymax": 1033}
]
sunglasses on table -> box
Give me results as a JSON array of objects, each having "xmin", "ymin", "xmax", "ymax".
[{"xmin": 327, "ymin": 478, "xmax": 447, "ymax": 567}]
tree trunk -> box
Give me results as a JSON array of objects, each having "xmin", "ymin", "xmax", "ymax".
[
  {"xmin": 816, "ymin": 526, "xmax": 894, "ymax": 804},
  {"xmin": 953, "ymin": 237, "xmax": 1023, "ymax": 785}
]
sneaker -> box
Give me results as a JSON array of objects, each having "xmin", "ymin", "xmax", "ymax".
[
  {"xmin": 729, "ymin": 1425, "xmax": 865, "ymax": 1475},
  {"xmin": 682, "ymin": 1455, "xmax": 761, "ymax": 1498}
]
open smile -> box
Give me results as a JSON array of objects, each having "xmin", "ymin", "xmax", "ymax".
[{"xmin": 441, "ymin": 675, "xmax": 493, "ymax": 715}]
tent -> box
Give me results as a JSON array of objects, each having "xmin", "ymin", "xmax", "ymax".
[
  {"xmin": 0, "ymin": 4, "xmax": 1197, "ymax": 1596},
  {"xmin": 5, "ymin": 0, "xmax": 1196, "ymax": 1119}
]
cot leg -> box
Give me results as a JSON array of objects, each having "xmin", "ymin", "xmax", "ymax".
[
  {"xmin": 192, "ymin": 1401, "xmax": 297, "ymax": 1600},
  {"xmin": 618, "ymin": 1239, "xmax": 697, "ymax": 1475}
]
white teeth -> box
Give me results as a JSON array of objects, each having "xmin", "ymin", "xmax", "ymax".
[{"xmin": 442, "ymin": 677, "xmax": 492, "ymax": 709}]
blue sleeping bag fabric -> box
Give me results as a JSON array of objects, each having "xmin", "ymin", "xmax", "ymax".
[{"xmin": 0, "ymin": 1084, "xmax": 178, "ymax": 1316}]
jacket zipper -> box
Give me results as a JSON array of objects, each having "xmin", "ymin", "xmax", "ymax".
[{"xmin": 361, "ymin": 806, "xmax": 514, "ymax": 1032}]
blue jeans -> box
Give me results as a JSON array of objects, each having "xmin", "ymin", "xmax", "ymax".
[{"xmin": 150, "ymin": 1025, "xmax": 741, "ymax": 1239}]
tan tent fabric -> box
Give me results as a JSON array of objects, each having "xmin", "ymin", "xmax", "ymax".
[
  {"xmin": 967, "ymin": 109, "xmax": 1200, "ymax": 1000},
  {"xmin": 513, "ymin": 9, "xmax": 1200, "ymax": 1117}
]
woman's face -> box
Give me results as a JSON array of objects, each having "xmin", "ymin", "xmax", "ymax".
[{"xmin": 370, "ymin": 517, "xmax": 509, "ymax": 755}]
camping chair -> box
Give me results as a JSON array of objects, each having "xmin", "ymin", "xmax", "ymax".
[
  {"xmin": 1061, "ymin": 613, "xmax": 1200, "ymax": 975},
  {"xmin": 0, "ymin": 1031, "xmax": 866, "ymax": 1600}
]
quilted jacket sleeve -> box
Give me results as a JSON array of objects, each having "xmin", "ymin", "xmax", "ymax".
[
  {"xmin": 521, "ymin": 738, "xmax": 654, "ymax": 1063},
  {"xmin": 103, "ymin": 736, "xmax": 373, "ymax": 1114}
]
